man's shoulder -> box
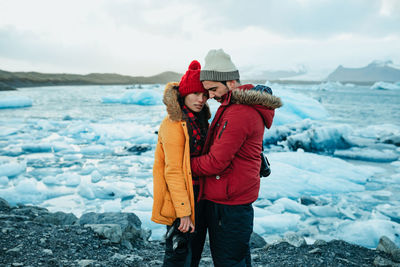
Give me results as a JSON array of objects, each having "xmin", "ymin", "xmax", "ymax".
[
  {"xmin": 224, "ymin": 103, "xmax": 259, "ymax": 119},
  {"xmin": 226, "ymin": 103, "xmax": 259, "ymax": 112}
]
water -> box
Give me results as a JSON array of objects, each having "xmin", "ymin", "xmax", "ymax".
[
  {"xmin": 0, "ymin": 83, "xmax": 399, "ymax": 247},
  {"xmin": 0, "ymin": 85, "xmax": 164, "ymax": 126},
  {"xmin": 294, "ymin": 86, "xmax": 400, "ymax": 127}
]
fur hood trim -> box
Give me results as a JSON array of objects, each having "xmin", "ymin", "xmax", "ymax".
[
  {"xmin": 163, "ymin": 82, "xmax": 211, "ymax": 122},
  {"xmin": 231, "ymin": 89, "xmax": 283, "ymax": 109}
]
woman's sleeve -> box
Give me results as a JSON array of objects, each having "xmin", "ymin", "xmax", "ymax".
[{"xmin": 160, "ymin": 122, "xmax": 191, "ymax": 218}]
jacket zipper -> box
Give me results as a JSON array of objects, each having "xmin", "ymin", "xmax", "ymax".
[{"xmin": 218, "ymin": 121, "xmax": 228, "ymax": 139}]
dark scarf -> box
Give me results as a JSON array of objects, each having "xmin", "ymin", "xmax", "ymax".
[{"xmin": 182, "ymin": 105, "xmax": 207, "ymax": 157}]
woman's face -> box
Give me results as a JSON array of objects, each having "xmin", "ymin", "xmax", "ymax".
[{"xmin": 184, "ymin": 92, "xmax": 208, "ymax": 113}]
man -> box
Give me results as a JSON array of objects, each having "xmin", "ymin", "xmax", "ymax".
[{"xmin": 190, "ymin": 49, "xmax": 282, "ymax": 266}]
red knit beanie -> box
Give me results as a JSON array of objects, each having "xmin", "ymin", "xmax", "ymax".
[{"xmin": 179, "ymin": 60, "xmax": 206, "ymax": 97}]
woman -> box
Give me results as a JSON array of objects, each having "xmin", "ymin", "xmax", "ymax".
[{"xmin": 151, "ymin": 60, "xmax": 210, "ymax": 266}]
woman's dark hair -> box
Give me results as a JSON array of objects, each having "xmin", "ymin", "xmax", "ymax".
[{"xmin": 174, "ymin": 86, "xmax": 185, "ymax": 108}]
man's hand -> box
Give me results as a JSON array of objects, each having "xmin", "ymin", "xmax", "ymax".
[{"xmin": 178, "ymin": 216, "xmax": 195, "ymax": 233}]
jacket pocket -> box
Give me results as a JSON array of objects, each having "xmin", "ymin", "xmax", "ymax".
[
  {"xmin": 218, "ymin": 121, "xmax": 228, "ymax": 139},
  {"xmin": 204, "ymin": 165, "xmax": 233, "ymax": 201},
  {"xmin": 160, "ymin": 193, "xmax": 176, "ymax": 218}
]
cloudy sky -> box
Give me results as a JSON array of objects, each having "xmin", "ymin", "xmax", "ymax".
[{"xmin": 0, "ymin": 0, "xmax": 399, "ymax": 76}]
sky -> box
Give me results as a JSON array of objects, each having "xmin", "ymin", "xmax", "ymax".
[{"xmin": 0, "ymin": 0, "xmax": 400, "ymax": 77}]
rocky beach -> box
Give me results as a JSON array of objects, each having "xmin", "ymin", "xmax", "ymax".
[{"xmin": 1, "ymin": 197, "xmax": 400, "ymax": 267}]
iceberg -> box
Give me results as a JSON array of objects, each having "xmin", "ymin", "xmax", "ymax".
[
  {"xmin": 311, "ymin": 81, "xmax": 344, "ymax": 91},
  {"xmin": 337, "ymin": 219, "xmax": 400, "ymax": 248},
  {"xmin": 254, "ymin": 213, "xmax": 301, "ymax": 234},
  {"xmin": 101, "ymin": 89, "xmax": 162, "ymax": 105},
  {"xmin": 0, "ymin": 176, "xmax": 9, "ymax": 186},
  {"xmin": 272, "ymin": 89, "xmax": 329, "ymax": 126},
  {"xmin": 259, "ymin": 151, "xmax": 382, "ymax": 201},
  {"xmin": 371, "ymin": 81, "xmax": 400, "ymax": 90},
  {"xmin": 0, "ymin": 161, "xmax": 26, "ymax": 178},
  {"xmin": 285, "ymin": 124, "xmax": 353, "ymax": 152},
  {"xmin": 334, "ymin": 148, "xmax": 399, "ymax": 162},
  {"xmin": 0, "ymin": 96, "xmax": 33, "ymax": 109}
]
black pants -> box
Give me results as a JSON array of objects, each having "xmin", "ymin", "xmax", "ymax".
[
  {"xmin": 205, "ymin": 200, "xmax": 254, "ymax": 267},
  {"xmin": 163, "ymin": 187, "xmax": 207, "ymax": 267}
]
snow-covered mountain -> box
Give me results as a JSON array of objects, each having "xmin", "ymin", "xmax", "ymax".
[{"xmin": 326, "ymin": 60, "xmax": 400, "ymax": 82}]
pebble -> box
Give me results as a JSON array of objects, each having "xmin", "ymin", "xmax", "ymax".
[
  {"xmin": 308, "ymin": 248, "xmax": 322, "ymax": 254},
  {"xmin": 43, "ymin": 249, "xmax": 53, "ymax": 256},
  {"xmin": 1, "ymin": 197, "xmax": 399, "ymax": 267}
]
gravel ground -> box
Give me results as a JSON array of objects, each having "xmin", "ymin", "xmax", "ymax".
[{"xmin": 1, "ymin": 198, "xmax": 399, "ymax": 267}]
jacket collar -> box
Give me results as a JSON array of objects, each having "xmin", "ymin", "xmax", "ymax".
[{"xmin": 220, "ymin": 84, "xmax": 282, "ymax": 109}]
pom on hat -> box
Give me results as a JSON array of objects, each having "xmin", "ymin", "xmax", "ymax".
[
  {"xmin": 188, "ymin": 60, "xmax": 201, "ymax": 70},
  {"xmin": 179, "ymin": 60, "xmax": 206, "ymax": 97}
]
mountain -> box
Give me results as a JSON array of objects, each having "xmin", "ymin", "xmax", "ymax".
[
  {"xmin": 326, "ymin": 61, "xmax": 400, "ymax": 82},
  {"xmin": 0, "ymin": 69, "xmax": 183, "ymax": 90}
]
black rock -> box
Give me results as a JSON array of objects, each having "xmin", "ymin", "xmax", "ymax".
[
  {"xmin": 300, "ymin": 195, "xmax": 319, "ymax": 206},
  {"xmin": 0, "ymin": 199, "xmax": 396, "ymax": 267},
  {"xmin": 34, "ymin": 211, "xmax": 78, "ymax": 225},
  {"xmin": 78, "ymin": 212, "xmax": 149, "ymax": 245},
  {"xmin": 250, "ymin": 232, "xmax": 267, "ymax": 249},
  {"xmin": 0, "ymin": 197, "xmax": 11, "ymax": 212},
  {"xmin": 126, "ymin": 144, "xmax": 151, "ymax": 155}
]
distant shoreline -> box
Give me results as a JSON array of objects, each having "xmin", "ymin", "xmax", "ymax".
[
  {"xmin": 0, "ymin": 69, "xmax": 183, "ymax": 91},
  {"xmin": 0, "ymin": 69, "xmax": 379, "ymax": 91}
]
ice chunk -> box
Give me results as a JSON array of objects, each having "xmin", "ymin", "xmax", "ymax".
[
  {"xmin": 0, "ymin": 176, "xmax": 9, "ymax": 186},
  {"xmin": 0, "ymin": 178, "xmax": 45, "ymax": 205},
  {"xmin": 0, "ymin": 126, "xmax": 20, "ymax": 136},
  {"xmin": 78, "ymin": 182, "xmax": 96, "ymax": 200},
  {"xmin": 41, "ymin": 194, "xmax": 86, "ymax": 216},
  {"xmin": 254, "ymin": 213, "xmax": 301, "ymax": 234},
  {"xmin": 371, "ymin": 81, "xmax": 400, "ymax": 90},
  {"xmin": 80, "ymin": 145, "xmax": 112, "ymax": 155},
  {"xmin": 337, "ymin": 219, "xmax": 400, "ymax": 248},
  {"xmin": 102, "ymin": 199, "xmax": 121, "ymax": 212},
  {"xmin": 101, "ymin": 89, "xmax": 162, "ymax": 105},
  {"xmin": 312, "ymin": 81, "xmax": 344, "ymax": 91},
  {"xmin": 273, "ymin": 90, "xmax": 329, "ymax": 126},
  {"xmin": 259, "ymin": 152, "xmax": 383, "ymax": 200},
  {"xmin": 309, "ymin": 205, "xmax": 340, "ymax": 217},
  {"xmin": 0, "ymin": 96, "xmax": 32, "ymax": 109},
  {"xmin": 273, "ymin": 198, "xmax": 310, "ymax": 215},
  {"xmin": 375, "ymin": 204, "xmax": 400, "ymax": 223},
  {"xmin": 22, "ymin": 144, "xmax": 53, "ymax": 153},
  {"xmin": 334, "ymin": 148, "xmax": 399, "ymax": 162},
  {"xmin": 0, "ymin": 161, "xmax": 26, "ymax": 178},
  {"xmin": 91, "ymin": 170, "xmax": 102, "ymax": 183},
  {"xmin": 285, "ymin": 124, "xmax": 353, "ymax": 152},
  {"xmin": 42, "ymin": 173, "xmax": 81, "ymax": 187},
  {"xmin": 64, "ymin": 174, "xmax": 81, "ymax": 187}
]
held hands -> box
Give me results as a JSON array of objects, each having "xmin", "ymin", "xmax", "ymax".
[{"xmin": 178, "ymin": 216, "xmax": 195, "ymax": 233}]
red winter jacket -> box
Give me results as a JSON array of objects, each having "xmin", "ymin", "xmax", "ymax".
[{"xmin": 190, "ymin": 84, "xmax": 282, "ymax": 205}]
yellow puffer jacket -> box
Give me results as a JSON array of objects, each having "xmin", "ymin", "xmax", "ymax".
[{"xmin": 151, "ymin": 82, "xmax": 210, "ymax": 226}]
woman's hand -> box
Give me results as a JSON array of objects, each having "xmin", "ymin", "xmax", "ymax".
[{"xmin": 178, "ymin": 216, "xmax": 195, "ymax": 233}]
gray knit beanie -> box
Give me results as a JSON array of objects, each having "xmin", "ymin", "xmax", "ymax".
[{"xmin": 200, "ymin": 49, "xmax": 240, "ymax": 81}]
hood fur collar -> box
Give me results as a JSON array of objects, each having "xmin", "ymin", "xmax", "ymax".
[
  {"xmin": 163, "ymin": 82, "xmax": 211, "ymax": 122},
  {"xmin": 230, "ymin": 88, "xmax": 283, "ymax": 109}
]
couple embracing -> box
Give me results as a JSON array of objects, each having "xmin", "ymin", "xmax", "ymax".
[{"xmin": 152, "ymin": 49, "xmax": 282, "ymax": 267}]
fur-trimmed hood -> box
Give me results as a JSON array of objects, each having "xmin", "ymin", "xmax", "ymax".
[
  {"xmin": 230, "ymin": 85, "xmax": 283, "ymax": 109},
  {"xmin": 229, "ymin": 84, "xmax": 282, "ymax": 128},
  {"xmin": 163, "ymin": 82, "xmax": 211, "ymax": 122}
]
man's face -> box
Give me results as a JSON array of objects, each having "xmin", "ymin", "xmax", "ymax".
[{"xmin": 202, "ymin": 81, "xmax": 229, "ymax": 102}]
